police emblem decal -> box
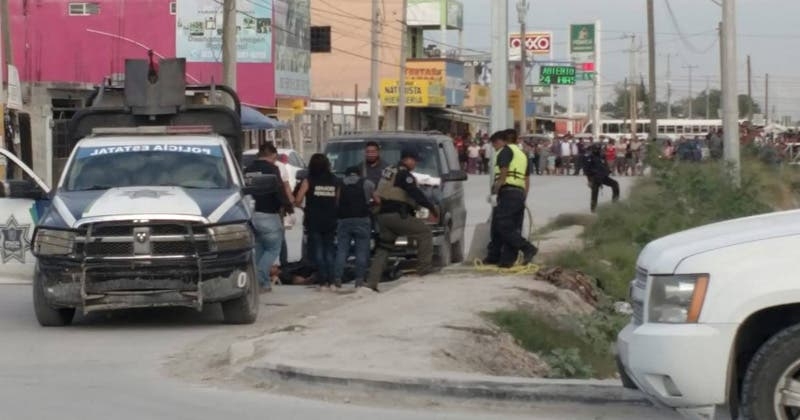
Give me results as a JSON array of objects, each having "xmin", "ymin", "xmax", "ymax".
[{"xmin": 0, "ymin": 215, "xmax": 31, "ymax": 264}]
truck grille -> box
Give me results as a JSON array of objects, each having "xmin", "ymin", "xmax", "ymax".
[
  {"xmin": 78, "ymin": 221, "xmax": 211, "ymax": 258},
  {"xmin": 632, "ymin": 266, "xmax": 648, "ymax": 325}
]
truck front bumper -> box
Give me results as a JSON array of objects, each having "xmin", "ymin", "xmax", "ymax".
[
  {"xmin": 616, "ymin": 322, "xmax": 737, "ymax": 417},
  {"xmin": 37, "ymin": 251, "xmax": 253, "ymax": 313}
]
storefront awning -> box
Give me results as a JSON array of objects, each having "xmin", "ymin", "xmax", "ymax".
[
  {"xmin": 431, "ymin": 109, "xmax": 489, "ymax": 126},
  {"xmin": 240, "ymin": 106, "xmax": 289, "ymax": 130}
]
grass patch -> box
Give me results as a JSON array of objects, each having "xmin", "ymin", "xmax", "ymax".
[{"xmin": 486, "ymin": 308, "xmax": 623, "ymax": 379}]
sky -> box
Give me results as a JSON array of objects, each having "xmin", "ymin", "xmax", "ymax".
[{"xmin": 440, "ymin": 0, "xmax": 800, "ymax": 119}]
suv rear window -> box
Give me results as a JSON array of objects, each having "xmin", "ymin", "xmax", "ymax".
[{"xmin": 325, "ymin": 139, "xmax": 442, "ymax": 177}]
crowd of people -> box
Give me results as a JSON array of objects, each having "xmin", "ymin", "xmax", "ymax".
[{"xmin": 243, "ymin": 142, "xmax": 439, "ymax": 294}]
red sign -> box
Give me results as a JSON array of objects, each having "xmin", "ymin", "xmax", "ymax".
[
  {"xmin": 581, "ymin": 62, "xmax": 595, "ymax": 71},
  {"xmin": 508, "ymin": 32, "xmax": 552, "ymax": 55}
]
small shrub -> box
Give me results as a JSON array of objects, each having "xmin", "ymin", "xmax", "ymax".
[{"xmin": 544, "ymin": 348, "xmax": 594, "ymax": 379}]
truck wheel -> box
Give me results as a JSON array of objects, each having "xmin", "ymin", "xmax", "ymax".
[
  {"xmin": 434, "ymin": 227, "xmax": 452, "ymax": 268},
  {"xmin": 450, "ymin": 231, "xmax": 465, "ymax": 264},
  {"xmin": 221, "ymin": 266, "xmax": 259, "ymax": 325},
  {"xmin": 740, "ymin": 323, "xmax": 800, "ymax": 420},
  {"xmin": 33, "ymin": 271, "xmax": 74, "ymax": 327}
]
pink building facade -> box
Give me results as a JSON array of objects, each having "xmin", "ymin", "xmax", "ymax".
[{"xmin": 7, "ymin": 0, "xmax": 275, "ymax": 107}]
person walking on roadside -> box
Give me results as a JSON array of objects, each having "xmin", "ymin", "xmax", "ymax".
[
  {"xmin": 334, "ymin": 166, "xmax": 375, "ymax": 289},
  {"xmin": 295, "ymin": 154, "xmax": 340, "ymax": 290},
  {"xmin": 367, "ymin": 149, "xmax": 439, "ymax": 292},
  {"xmin": 489, "ymin": 129, "xmax": 538, "ymax": 268},
  {"xmin": 584, "ymin": 143, "xmax": 620, "ymax": 213},
  {"xmin": 244, "ymin": 143, "xmax": 293, "ymax": 292}
]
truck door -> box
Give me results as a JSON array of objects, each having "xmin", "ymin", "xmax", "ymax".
[{"xmin": 0, "ymin": 149, "xmax": 51, "ymax": 284}]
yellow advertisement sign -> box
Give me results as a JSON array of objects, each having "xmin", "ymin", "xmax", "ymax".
[
  {"xmin": 466, "ymin": 85, "xmax": 490, "ymax": 108},
  {"xmin": 508, "ymin": 90, "xmax": 523, "ymax": 120},
  {"xmin": 380, "ymin": 79, "xmax": 446, "ymax": 108},
  {"xmin": 290, "ymin": 99, "xmax": 306, "ymax": 115},
  {"xmin": 405, "ymin": 60, "xmax": 446, "ymax": 84}
]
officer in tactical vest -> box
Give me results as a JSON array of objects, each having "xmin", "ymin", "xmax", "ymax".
[
  {"xmin": 584, "ymin": 143, "xmax": 620, "ymax": 212},
  {"xmin": 491, "ymin": 129, "xmax": 538, "ymax": 268},
  {"xmin": 366, "ymin": 149, "xmax": 439, "ymax": 292}
]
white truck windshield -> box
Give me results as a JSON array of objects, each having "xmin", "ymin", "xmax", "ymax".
[{"xmin": 64, "ymin": 144, "xmax": 231, "ymax": 191}]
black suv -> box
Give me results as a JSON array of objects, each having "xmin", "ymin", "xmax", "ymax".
[{"xmin": 323, "ymin": 132, "xmax": 468, "ymax": 270}]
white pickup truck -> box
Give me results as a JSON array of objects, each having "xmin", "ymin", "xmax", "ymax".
[{"xmin": 617, "ymin": 210, "xmax": 800, "ymax": 420}]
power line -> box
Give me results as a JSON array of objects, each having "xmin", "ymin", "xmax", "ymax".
[{"xmin": 663, "ymin": 0, "xmax": 719, "ymax": 53}]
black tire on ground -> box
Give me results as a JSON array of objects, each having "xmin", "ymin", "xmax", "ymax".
[
  {"xmin": 740, "ymin": 323, "xmax": 800, "ymax": 420},
  {"xmin": 33, "ymin": 270, "xmax": 75, "ymax": 327},
  {"xmin": 450, "ymin": 230, "xmax": 465, "ymax": 264},
  {"xmin": 221, "ymin": 264, "xmax": 259, "ymax": 325}
]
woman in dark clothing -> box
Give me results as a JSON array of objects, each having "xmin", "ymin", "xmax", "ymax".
[{"xmin": 294, "ymin": 154, "xmax": 340, "ymax": 290}]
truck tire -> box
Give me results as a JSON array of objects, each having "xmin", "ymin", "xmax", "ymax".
[
  {"xmin": 451, "ymin": 230, "xmax": 465, "ymax": 264},
  {"xmin": 33, "ymin": 271, "xmax": 75, "ymax": 327},
  {"xmin": 740, "ymin": 323, "xmax": 800, "ymax": 420},
  {"xmin": 434, "ymin": 226, "xmax": 452, "ymax": 268},
  {"xmin": 221, "ymin": 266, "xmax": 259, "ymax": 325}
]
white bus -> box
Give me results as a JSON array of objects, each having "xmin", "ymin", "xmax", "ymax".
[{"xmin": 582, "ymin": 119, "xmax": 725, "ymax": 141}]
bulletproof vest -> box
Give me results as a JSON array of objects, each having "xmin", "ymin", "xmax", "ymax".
[
  {"xmin": 376, "ymin": 165, "xmax": 417, "ymax": 207},
  {"xmin": 338, "ymin": 178, "xmax": 370, "ymax": 219},
  {"xmin": 305, "ymin": 173, "xmax": 339, "ymax": 233}
]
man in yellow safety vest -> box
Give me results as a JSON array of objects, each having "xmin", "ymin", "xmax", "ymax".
[{"xmin": 489, "ymin": 129, "xmax": 538, "ymax": 268}]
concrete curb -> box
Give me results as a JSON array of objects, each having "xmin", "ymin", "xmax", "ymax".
[{"xmin": 241, "ymin": 361, "xmax": 652, "ymax": 406}]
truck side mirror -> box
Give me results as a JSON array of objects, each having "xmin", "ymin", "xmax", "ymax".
[{"xmin": 441, "ymin": 170, "xmax": 467, "ymax": 183}]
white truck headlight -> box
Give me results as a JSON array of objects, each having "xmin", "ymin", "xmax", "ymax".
[
  {"xmin": 648, "ymin": 274, "xmax": 710, "ymax": 324},
  {"xmin": 416, "ymin": 208, "xmax": 430, "ymax": 219},
  {"xmin": 33, "ymin": 229, "xmax": 76, "ymax": 256},
  {"xmin": 209, "ymin": 224, "xmax": 253, "ymax": 252}
]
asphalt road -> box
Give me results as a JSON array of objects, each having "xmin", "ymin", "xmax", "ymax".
[{"xmin": 1, "ymin": 175, "xmax": 678, "ymax": 420}]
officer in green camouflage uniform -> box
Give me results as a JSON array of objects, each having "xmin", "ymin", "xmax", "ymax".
[{"xmin": 366, "ymin": 149, "xmax": 439, "ymax": 291}]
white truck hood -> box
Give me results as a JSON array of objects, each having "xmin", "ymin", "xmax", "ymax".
[{"xmin": 638, "ymin": 209, "xmax": 800, "ymax": 274}]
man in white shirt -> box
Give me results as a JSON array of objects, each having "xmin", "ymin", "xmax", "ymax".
[
  {"xmin": 467, "ymin": 142, "xmax": 481, "ymax": 174},
  {"xmin": 481, "ymin": 141, "xmax": 494, "ymax": 175},
  {"xmin": 274, "ymin": 158, "xmax": 295, "ymax": 267},
  {"xmin": 560, "ymin": 139, "xmax": 572, "ymax": 175}
]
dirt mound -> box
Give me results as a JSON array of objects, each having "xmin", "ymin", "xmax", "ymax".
[
  {"xmin": 534, "ymin": 267, "xmax": 599, "ymax": 307},
  {"xmin": 437, "ymin": 325, "xmax": 549, "ymax": 377}
]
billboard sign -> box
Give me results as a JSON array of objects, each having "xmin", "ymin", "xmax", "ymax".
[
  {"xmin": 508, "ymin": 32, "xmax": 552, "ymax": 60},
  {"xmin": 380, "ymin": 79, "xmax": 445, "ymax": 107},
  {"xmin": 175, "ymin": 0, "xmax": 273, "ymax": 63},
  {"xmin": 274, "ymin": 0, "xmax": 311, "ymax": 98},
  {"xmin": 407, "ymin": 0, "xmax": 463, "ymax": 29},
  {"xmin": 6, "ymin": 65, "xmax": 22, "ymax": 110},
  {"xmin": 570, "ymin": 24, "xmax": 596, "ymax": 54},
  {"xmin": 539, "ymin": 66, "xmax": 576, "ymax": 86}
]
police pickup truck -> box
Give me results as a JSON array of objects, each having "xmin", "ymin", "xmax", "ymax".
[{"xmin": 0, "ymin": 58, "xmax": 276, "ymax": 326}]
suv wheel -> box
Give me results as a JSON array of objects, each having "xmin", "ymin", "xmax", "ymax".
[
  {"xmin": 740, "ymin": 323, "xmax": 800, "ymax": 420},
  {"xmin": 33, "ymin": 270, "xmax": 75, "ymax": 327},
  {"xmin": 434, "ymin": 226, "xmax": 452, "ymax": 268},
  {"xmin": 450, "ymin": 230, "xmax": 465, "ymax": 264},
  {"xmin": 221, "ymin": 264, "xmax": 259, "ymax": 325}
]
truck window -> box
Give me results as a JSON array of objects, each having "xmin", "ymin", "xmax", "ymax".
[{"xmin": 65, "ymin": 144, "xmax": 231, "ymax": 191}]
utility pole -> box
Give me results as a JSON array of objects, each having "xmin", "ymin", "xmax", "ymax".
[
  {"xmin": 765, "ymin": 73, "xmax": 770, "ymax": 124},
  {"xmin": 592, "ymin": 19, "xmax": 602, "ymax": 140},
  {"xmin": 1, "ymin": 0, "xmax": 11, "ymax": 67},
  {"xmin": 666, "ymin": 53, "xmax": 672, "ymax": 118},
  {"xmin": 369, "ymin": 0, "xmax": 380, "ymax": 130},
  {"xmin": 627, "ymin": 35, "xmax": 638, "ymax": 137},
  {"xmin": 516, "ymin": 0, "xmax": 529, "ymax": 136},
  {"xmin": 722, "ymin": 0, "xmax": 740, "ymax": 186},
  {"xmin": 490, "ymin": 0, "xmax": 509, "ymax": 133},
  {"xmin": 646, "ymin": 0, "xmax": 657, "ymax": 140},
  {"xmin": 397, "ymin": 0, "xmax": 408, "ymax": 131},
  {"xmin": 705, "ymin": 77, "xmax": 711, "ymax": 119},
  {"xmin": 746, "ymin": 55, "xmax": 752, "ymax": 121},
  {"xmin": 683, "ymin": 64, "xmax": 699, "ymax": 118},
  {"xmin": 221, "ymin": 0, "xmax": 237, "ymax": 92}
]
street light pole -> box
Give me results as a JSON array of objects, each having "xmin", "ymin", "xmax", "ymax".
[
  {"xmin": 397, "ymin": 0, "xmax": 408, "ymax": 131},
  {"xmin": 222, "ymin": 0, "xmax": 237, "ymax": 91},
  {"xmin": 646, "ymin": 0, "xmax": 657, "ymax": 141},
  {"xmin": 516, "ymin": 0, "xmax": 529, "ymax": 136},
  {"xmin": 722, "ymin": 0, "xmax": 740, "ymax": 186},
  {"xmin": 370, "ymin": 0, "xmax": 380, "ymax": 130},
  {"xmin": 490, "ymin": 0, "xmax": 509, "ymax": 133}
]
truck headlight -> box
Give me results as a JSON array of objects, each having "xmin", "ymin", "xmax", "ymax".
[
  {"xmin": 209, "ymin": 224, "xmax": 253, "ymax": 252},
  {"xmin": 648, "ymin": 274, "xmax": 710, "ymax": 324},
  {"xmin": 33, "ymin": 229, "xmax": 76, "ymax": 256},
  {"xmin": 416, "ymin": 208, "xmax": 430, "ymax": 219}
]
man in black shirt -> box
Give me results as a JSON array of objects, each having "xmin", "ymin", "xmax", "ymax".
[
  {"xmin": 584, "ymin": 143, "xmax": 620, "ymax": 212},
  {"xmin": 367, "ymin": 149, "xmax": 439, "ymax": 291},
  {"xmin": 244, "ymin": 143, "xmax": 292, "ymax": 290}
]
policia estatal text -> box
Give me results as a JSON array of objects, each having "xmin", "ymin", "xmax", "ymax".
[
  {"xmin": 367, "ymin": 149, "xmax": 439, "ymax": 291},
  {"xmin": 486, "ymin": 130, "xmax": 537, "ymax": 268}
]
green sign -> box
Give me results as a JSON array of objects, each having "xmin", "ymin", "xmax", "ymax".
[
  {"xmin": 539, "ymin": 66, "xmax": 576, "ymax": 85},
  {"xmin": 570, "ymin": 24, "xmax": 596, "ymax": 53},
  {"xmin": 576, "ymin": 71, "xmax": 595, "ymax": 81}
]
